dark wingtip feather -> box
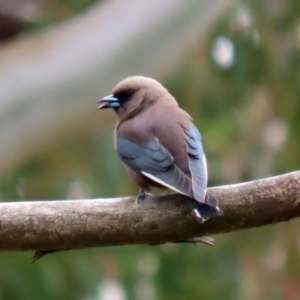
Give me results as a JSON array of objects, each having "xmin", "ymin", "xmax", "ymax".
[
  {"xmin": 187, "ymin": 197, "xmax": 223, "ymax": 223},
  {"xmin": 205, "ymin": 192, "xmax": 224, "ymax": 215},
  {"xmin": 205, "ymin": 192, "xmax": 218, "ymax": 207}
]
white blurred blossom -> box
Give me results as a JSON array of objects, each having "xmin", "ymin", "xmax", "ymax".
[
  {"xmin": 212, "ymin": 37, "xmax": 235, "ymax": 69},
  {"xmin": 99, "ymin": 280, "xmax": 127, "ymax": 300}
]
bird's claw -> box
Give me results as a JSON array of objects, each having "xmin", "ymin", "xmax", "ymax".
[
  {"xmin": 174, "ymin": 236, "xmax": 214, "ymax": 246},
  {"xmin": 137, "ymin": 189, "xmax": 152, "ymax": 204}
]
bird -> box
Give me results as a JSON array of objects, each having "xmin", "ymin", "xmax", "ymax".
[
  {"xmin": 98, "ymin": 76, "xmax": 223, "ymax": 223},
  {"xmin": 32, "ymin": 76, "xmax": 221, "ymax": 262}
]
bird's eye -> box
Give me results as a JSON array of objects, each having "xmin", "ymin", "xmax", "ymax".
[{"xmin": 114, "ymin": 89, "xmax": 135, "ymax": 103}]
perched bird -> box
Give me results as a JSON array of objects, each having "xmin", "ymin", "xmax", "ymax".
[
  {"xmin": 98, "ymin": 76, "xmax": 223, "ymax": 223},
  {"xmin": 32, "ymin": 76, "xmax": 220, "ymax": 261}
]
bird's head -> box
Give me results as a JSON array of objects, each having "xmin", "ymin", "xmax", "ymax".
[{"xmin": 98, "ymin": 76, "xmax": 177, "ymax": 119}]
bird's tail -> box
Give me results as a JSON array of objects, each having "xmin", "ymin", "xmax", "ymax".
[{"xmin": 188, "ymin": 192, "xmax": 223, "ymax": 224}]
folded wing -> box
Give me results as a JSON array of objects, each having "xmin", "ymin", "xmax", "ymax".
[
  {"xmin": 116, "ymin": 136, "xmax": 194, "ymax": 197},
  {"xmin": 183, "ymin": 123, "xmax": 220, "ymax": 209}
]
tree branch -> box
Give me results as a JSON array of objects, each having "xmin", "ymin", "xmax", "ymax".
[{"xmin": 0, "ymin": 171, "xmax": 300, "ymax": 252}]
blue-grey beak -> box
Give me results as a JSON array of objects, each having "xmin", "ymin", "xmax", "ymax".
[{"xmin": 98, "ymin": 94, "xmax": 120, "ymax": 109}]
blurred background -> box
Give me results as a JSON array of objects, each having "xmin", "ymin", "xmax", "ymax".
[{"xmin": 0, "ymin": 0, "xmax": 300, "ymax": 299}]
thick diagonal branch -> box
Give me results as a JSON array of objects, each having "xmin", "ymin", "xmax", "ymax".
[{"xmin": 0, "ymin": 171, "xmax": 300, "ymax": 252}]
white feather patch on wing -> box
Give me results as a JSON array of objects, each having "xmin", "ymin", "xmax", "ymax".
[
  {"xmin": 188, "ymin": 152, "xmax": 208, "ymax": 202},
  {"xmin": 193, "ymin": 208, "xmax": 202, "ymax": 219},
  {"xmin": 141, "ymin": 171, "xmax": 188, "ymax": 196},
  {"xmin": 202, "ymin": 153, "xmax": 208, "ymax": 186}
]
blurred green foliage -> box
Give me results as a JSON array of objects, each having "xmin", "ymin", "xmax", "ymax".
[{"xmin": 1, "ymin": 0, "xmax": 300, "ymax": 299}]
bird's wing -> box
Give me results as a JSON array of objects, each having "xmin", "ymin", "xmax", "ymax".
[
  {"xmin": 117, "ymin": 136, "xmax": 194, "ymax": 197},
  {"xmin": 182, "ymin": 123, "xmax": 208, "ymax": 204}
]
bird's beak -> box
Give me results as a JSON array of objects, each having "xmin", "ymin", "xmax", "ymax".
[{"xmin": 98, "ymin": 94, "xmax": 120, "ymax": 109}]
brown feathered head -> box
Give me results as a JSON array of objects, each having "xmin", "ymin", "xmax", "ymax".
[{"xmin": 98, "ymin": 76, "xmax": 177, "ymax": 119}]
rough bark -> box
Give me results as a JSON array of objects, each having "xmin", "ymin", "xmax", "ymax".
[{"xmin": 0, "ymin": 171, "xmax": 300, "ymax": 252}]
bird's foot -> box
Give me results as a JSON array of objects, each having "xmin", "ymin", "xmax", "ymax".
[
  {"xmin": 136, "ymin": 189, "xmax": 152, "ymax": 204},
  {"xmin": 149, "ymin": 236, "xmax": 214, "ymax": 246},
  {"xmin": 31, "ymin": 250, "xmax": 56, "ymax": 263},
  {"xmin": 175, "ymin": 236, "xmax": 214, "ymax": 246}
]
